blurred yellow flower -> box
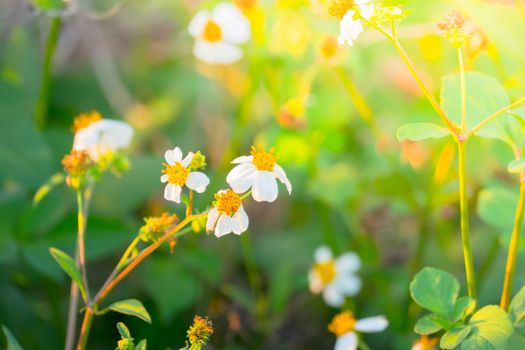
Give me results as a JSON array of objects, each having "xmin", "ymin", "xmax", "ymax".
[
  {"xmin": 412, "ymin": 336, "xmax": 438, "ymax": 350},
  {"xmin": 419, "ymin": 35, "xmax": 443, "ymax": 63},
  {"xmin": 270, "ymin": 13, "xmax": 312, "ymax": 57},
  {"xmin": 277, "ymin": 97, "xmax": 306, "ymax": 129},
  {"xmin": 318, "ymin": 35, "xmax": 339, "ymax": 61}
]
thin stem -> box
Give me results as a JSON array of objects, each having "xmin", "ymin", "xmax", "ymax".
[
  {"xmin": 240, "ymin": 190, "xmax": 252, "ymax": 201},
  {"xmin": 500, "ymin": 181, "xmax": 525, "ymax": 310},
  {"xmin": 35, "ymin": 16, "xmax": 61, "ymax": 129},
  {"xmin": 457, "ymin": 141, "xmax": 477, "ymax": 298},
  {"xmin": 186, "ymin": 190, "xmax": 193, "ymax": 217},
  {"xmin": 76, "ymin": 190, "xmax": 91, "ymax": 303},
  {"xmin": 76, "ymin": 308, "xmax": 94, "ymax": 350},
  {"xmin": 458, "ymin": 48, "xmax": 467, "ymax": 133},
  {"xmin": 467, "ymin": 97, "xmax": 525, "ymax": 137}
]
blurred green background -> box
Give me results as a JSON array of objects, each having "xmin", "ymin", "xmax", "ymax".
[{"xmin": 1, "ymin": 0, "xmax": 525, "ymax": 349}]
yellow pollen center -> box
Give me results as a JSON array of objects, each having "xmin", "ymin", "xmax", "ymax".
[
  {"xmin": 215, "ymin": 190, "xmax": 242, "ymax": 216},
  {"xmin": 313, "ymin": 259, "xmax": 336, "ymax": 284},
  {"xmin": 163, "ymin": 162, "xmax": 190, "ymax": 186},
  {"xmin": 73, "ymin": 111, "xmax": 102, "ymax": 132},
  {"xmin": 328, "ymin": 311, "xmax": 356, "ymax": 337},
  {"xmin": 202, "ymin": 19, "xmax": 222, "ymax": 42},
  {"xmin": 251, "ymin": 146, "xmax": 278, "ymax": 171},
  {"xmin": 328, "ymin": 0, "xmax": 356, "ymax": 21}
]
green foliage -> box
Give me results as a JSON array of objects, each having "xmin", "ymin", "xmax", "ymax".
[
  {"xmin": 396, "ymin": 122, "xmax": 450, "ymax": 141},
  {"xmin": 29, "ymin": 0, "xmax": 66, "ymax": 13},
  {"xmin": 48, "ymin": 247, "xmax": 87, "ymax": 302},
  {"xmin": 115, "ymin": 322, "xmax": 147, "ymax": 350},
  {"xmin": 441, "ymin": 326, "xmax": 471, "ymax": 349},
  {"xmin": 508, "ymin": 159, "xmax": 525, "ymax": 175},
  {"xmin": 2, "ymin": 326, "xmax": 23, "ymax": 350},
  {"xmin": 509, "ymin": 284, "xmax": 525, "ymax": 336},
  {"xmin": 410, "ymin": 267, "xmax": 460, "ymax": 317},
  {"xmin": 460, "ymin": 305, "xmax": 512, "ymax": 350},
  {"xmin": 32, "ymin": 172, "xmax": 65, "ymax": 205},
  {"xmin": 100, "ymin": 299, "xmax": 152, "ymax": 324}
]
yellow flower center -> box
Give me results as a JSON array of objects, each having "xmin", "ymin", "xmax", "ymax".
[
  {"xmin": 328, "ymin": 0, "xmax": 356, "ymax": 20},
  {"xmin": 215, "ymin": 190, "xmax": 242, "ymax": 216},
  {"xmin": 328, "ymin": 311, "xmax": 356, "ymax": 337},
  {"xmin": 251, "ymin": 146, "xmax": 278, "ymax": 171},
  {"xmin": 163, "ymin": 162, "xmax": 190, "ymax": 186},
  {"xmin": 202, "ymin": 19, "xmax": 222, "ymax": 42},
  {"xmin": 313, "ymin": 259, "xmax": 336, "ymax": 284},
  {"xmin": 73, "ymin": 111, "xmax": 102, "ymax": 132}
]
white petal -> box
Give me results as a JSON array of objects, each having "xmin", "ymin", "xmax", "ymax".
[
  {"xmin": 211, "ymin": 2, "xmax": 251, "ymax": 44},
  {"xmin": 164, "ymin": 149, "xmax": 175, "ymax": 165},
  {"xmin": 355, "ymin": 316, "xmax": 388, "ymax": 333},
  {"xmin": 231, "ymin": 155, "xmax": 253, "ymax": 164},
  {"xmin": 252, "ymin": 171, "xmax": 278, "ymax": 202},
  {"xmin": 188, "ymin": 10, "xmax": 210, "ymax": 38},
  {"xmin": 173, "ymin": 147, "xmax": 183, "ymax": 163},
  {"xmin": 334, "ymin": 274, "xmax": 362, "ymax": 297},
  {"xmin": 215, "ymin": 214, "xmax": 234, "ymax": 237},
  {"xmin": 314, "ymin": 245, "xmax": 333, "ymax": 263},
  {"xmin": 193, "ymin": 40, "xmax": 242, "ymax": 65},
  {"xmin": 73, "ymin": 119, "xmax": 133, "ymax": 160},
  {"xmin": 164, "ymin": 184, "xmax": 182, "ymax": 203},
  {"xmin": 227, "ymin": 162, "xmax": 257, "ymax": 193},
  {"xmin": 206, "ymin": 207, "xmax": 220, "ymax": 231},
  {"xmin": 273, "ymin": 164, "xmax": 292, "ymax": 194},
  {"xmin": 339, "ymin": 11, "xmax": 363, "ymax": 47},
  {"xmin": 335, "ymin": 252, "xmax": 361, "ymax": 273},
  {"xmin": 360, "ymin": 4, "xmax": 374, "ymax": 19},
  {"xmin": 334, "ymin": 332, "xmax": 358, "ymax": 350},
  {"xmin": 231, "ymin": 205, "xmax": 249, "ymax": 234},
  {"xmin": 160, "ymin": 174, "xmax": 168, "ymax": 183},
  {"xmin": 323, "ymin": 284, "xmax": 345, "ymax": 307},
  {"xmin": 181, "ymin": 152, "xmax": 194, "ymax": 167},
  {"xmin": 186, "ymin": 171, "xmax": 210, "ymax": 193}
]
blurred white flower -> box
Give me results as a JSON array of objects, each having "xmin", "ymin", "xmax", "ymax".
[
  {"xmin": 308, "ymin": 246, "xmax": 361, "ymax": 307},
  {"xmin": 329, "ymin": 0, "xmax": 373, "ymax": 47},
  {"xmin": 161, "ymin": 147, "xmax": 210, "ymax": 203},
  {"xmin": 226, "ymin": 146, "xmax": 291, "ymax": 202},
  {"xmin": 188, "ymin": 2, "xmax": 251, "ymax": 64},
  {"xmin": 206, "ymin": 189, "xmax": 249, "ymax": 237},
  {"xmin": 73, "ymin": 117, "xmax": 133, "ymax": 161},
  {"xmin": 328, "ymin": 311, "xmax": 388, "ymax": 350}
]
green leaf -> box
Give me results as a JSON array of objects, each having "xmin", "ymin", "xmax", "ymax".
[
  {"xmin": 30, "ymin": 0, "xmax": 67, "ymax": 12},
  {"xmin": 414, "ymin": 314, "xmax": 444, "ymax": 335},
  {"xmin": 49, "ymin": 247, "xmax": 87, "ymax": 302},
  {"xmin": 136, "ymin": 339, "xmax": 147, "ymax": 350},
  {"xmin": 477, "ymin": 185, "xmax": 517, "ymax": 232},
  {"xmin": 509, "ymin": 284, "xmax": 525, "ymax": 336},
  {"xmin": 441, "ymin": 326, "xmax": 472, "ymax": 349},
  {"xmin": 33, "ymin": 172, "xmax": 65, "ymax": 206},
  {"xmin": 441, "ymin": 71, "xmax": 521, "ymax": 144},
  {"xmin": 102, "ymin": 299, "xmax": 152, "ymax": 324},
  {"xmin": 452, "ymin": 297, "xmax": 477, "ymax": 322},
  {"xmin": 508, "ymin": 159, "xmax": 525, "ymax": 175},
  {"xmin": 461, "ymin": 305, "xmax": 513, "ymax": 350},
  {"xmin": 2, "ymin": 326, "xmax": 23, "ymax": 350},
  {"xmin": 396, "ymin": 123, "xmax": 450, "ymax": 141},
  {"xmin": 410, "ymin": 267, "xmax": 460, "ymax": 316},
  {"xmin": 116, "ymin": 322, "xmax": 131, "ymax": 339}
]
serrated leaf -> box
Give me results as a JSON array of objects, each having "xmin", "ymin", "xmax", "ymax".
[
  {"xmin": 102, "ymin": 299, "xmax": 151, "ymax": 324},
  {"xmin": 397, "ymin": 123, "xmax": 450, "ymax": 141},
  {"xmin": 509, "ymin": 284, "xmax": 525, "ymax": 336},
  {"xmin": 49, "ymin": 247, "xmax": 87, "ymax": 303},
  {"xmin": 116, "ymin": 322, "xmax": 131, "ymax": 338},
  {"xmin": 2, "ymin": 326, "xmax": 23, "ymax": 350},
  {"xmin": 441, "ymin": 326, "xmax": 472, "ymax": 349},
  {"xmin": 414, "ymin": 314, "xmax": 444, "ymax": 335},
  {"xmin": 410, "ymin": 267, "xmax": 460, "ymax": 316},
  {"xmin": 461, "ymin": 305, "xmax": 512, "ymax": 350},
  {"xmin": 508, "ymin": 159, "xmax": 525, "ymax": 175},
  {"xmin": 452, "ymin": 297, "xmax": 477, "ymax": 322}
]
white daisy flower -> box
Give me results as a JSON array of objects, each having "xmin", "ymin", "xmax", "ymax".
[
  {"xmin": 161, "ymin": 147, "xmax": 210, "ymax": 203},
  {"xmin": 206, "ymin": 189, "xmax": 249, "ymax": 237},
  {"xmin": 308, "ymin": 246, "xmax": 361, "ymax": 307},
  {"xmin": 73, "ymin": 116, "xmax": 133, "ymax": 161},
  {"xmin": 329, "ymin": 0, "xmax": 373, "ymax": 47},
  {"xmin": 226, "ymin": 146, "xmax": 291, "ymax": 203},
  {"xmin": 328, "ymin": 311, "xmax": 388, "ymax": 350},
  {"xmin": 188, "ymin": 2, "xmax": 251, "ymax": 64}
]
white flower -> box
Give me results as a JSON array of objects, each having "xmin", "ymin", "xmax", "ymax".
[
  {"xmin": 331, "ymin": 0, "xmax": 373, "ymax": 47},
  {"xmin": 73, "ymin": 119, "xmax": 133, "ymax": 161},
  {"xmin": 206, "ymin": 189, "xmax": 249, "ymax": 237},
  {"xmin": 161, "ymin": 147, "xmax": 210, "ymax": 203},
  {"xmin": 308, "ymin": 246, "xmax": 361, "ymax": 307},
  {"xmin": 328, "ymin": 311, "xmax": 388, "ymax": 350},
  {"xmin": 188, "ymin": 2, "xmax": 251, "ymax": 64},
  {"xmin": 226, "ymin": 146, "xmax": 291, "ymax": 203}
]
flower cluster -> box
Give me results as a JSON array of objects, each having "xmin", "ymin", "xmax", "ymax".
[
  {"xmin": 139, "ymin": 213, "xmax": 179, "ymax": 243},
  {"xmin": 186, "ymin": 315, "xmax": 214, "ymax": 350},
  {"xmin": 437, "ymin": 11, "xmax": 470, "ymax": 48}
]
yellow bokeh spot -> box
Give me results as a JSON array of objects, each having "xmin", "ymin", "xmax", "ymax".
[
  {"xmin": 413, "ymin": 336, "xmax": 439, "ymax": 350},
  {"xmin": 73, "ymin": 111, "xmax": 102, "ymax": 132},
  {"xmin": 202, "ymin": 19, "xmax": 222, "ymax": 43},
  {"xmin": 319, "ymin": 35, "xmax": 338, "ymax": 60},
  {"xmin": 251, "ymin": 146, "xmax": 278, "ymax": 171},
  {"xmin": 215, "ymin": 190, "xmax": 242, "ymax": 216},
  {"xmin": 419, "ymin": 35, "xmax": 442, "ymax": 63},
  {"xmin": 162, "ymin": 162, "xmax": 190, "ymax": 186},
  {"xmin": 270, "ymin": 13, "xmax": 312, "ymax": 58},
  {"xmin": 313, "ymin": 259, "xmax": 336, "ymax": 284},
  {"xmin": 328, "ymin": 311, "xmax": 356, "ymax": 337}
]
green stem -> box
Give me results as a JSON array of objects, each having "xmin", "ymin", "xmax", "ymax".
[
  {"xmin": 35, "ymin": 16, "xmax": 61, "ymax": 129},
  {"xmin": 76, "ymin": 190, "xmax": 91, "ymax": 302},
  {"xmin": 467, "ymin": 97, "xmax": 525, "ymax": 137},
  {"xmin": 76, "ymin": 308, "xmax": 94, "ymax": 350},
  {"xmin": 500, "ymin": 181, "xmax": 525, "ymax": 310},
  {"xmin": 457, "ymin": 141, "xmax": 476, "ymax": 298},
  {"xmin": 458, "ymin": 48, "xmax": 467, "ymax": 133},
  {"xmin": 240, "ymin": 190, "xmax": 252, "ymax": 201}
]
